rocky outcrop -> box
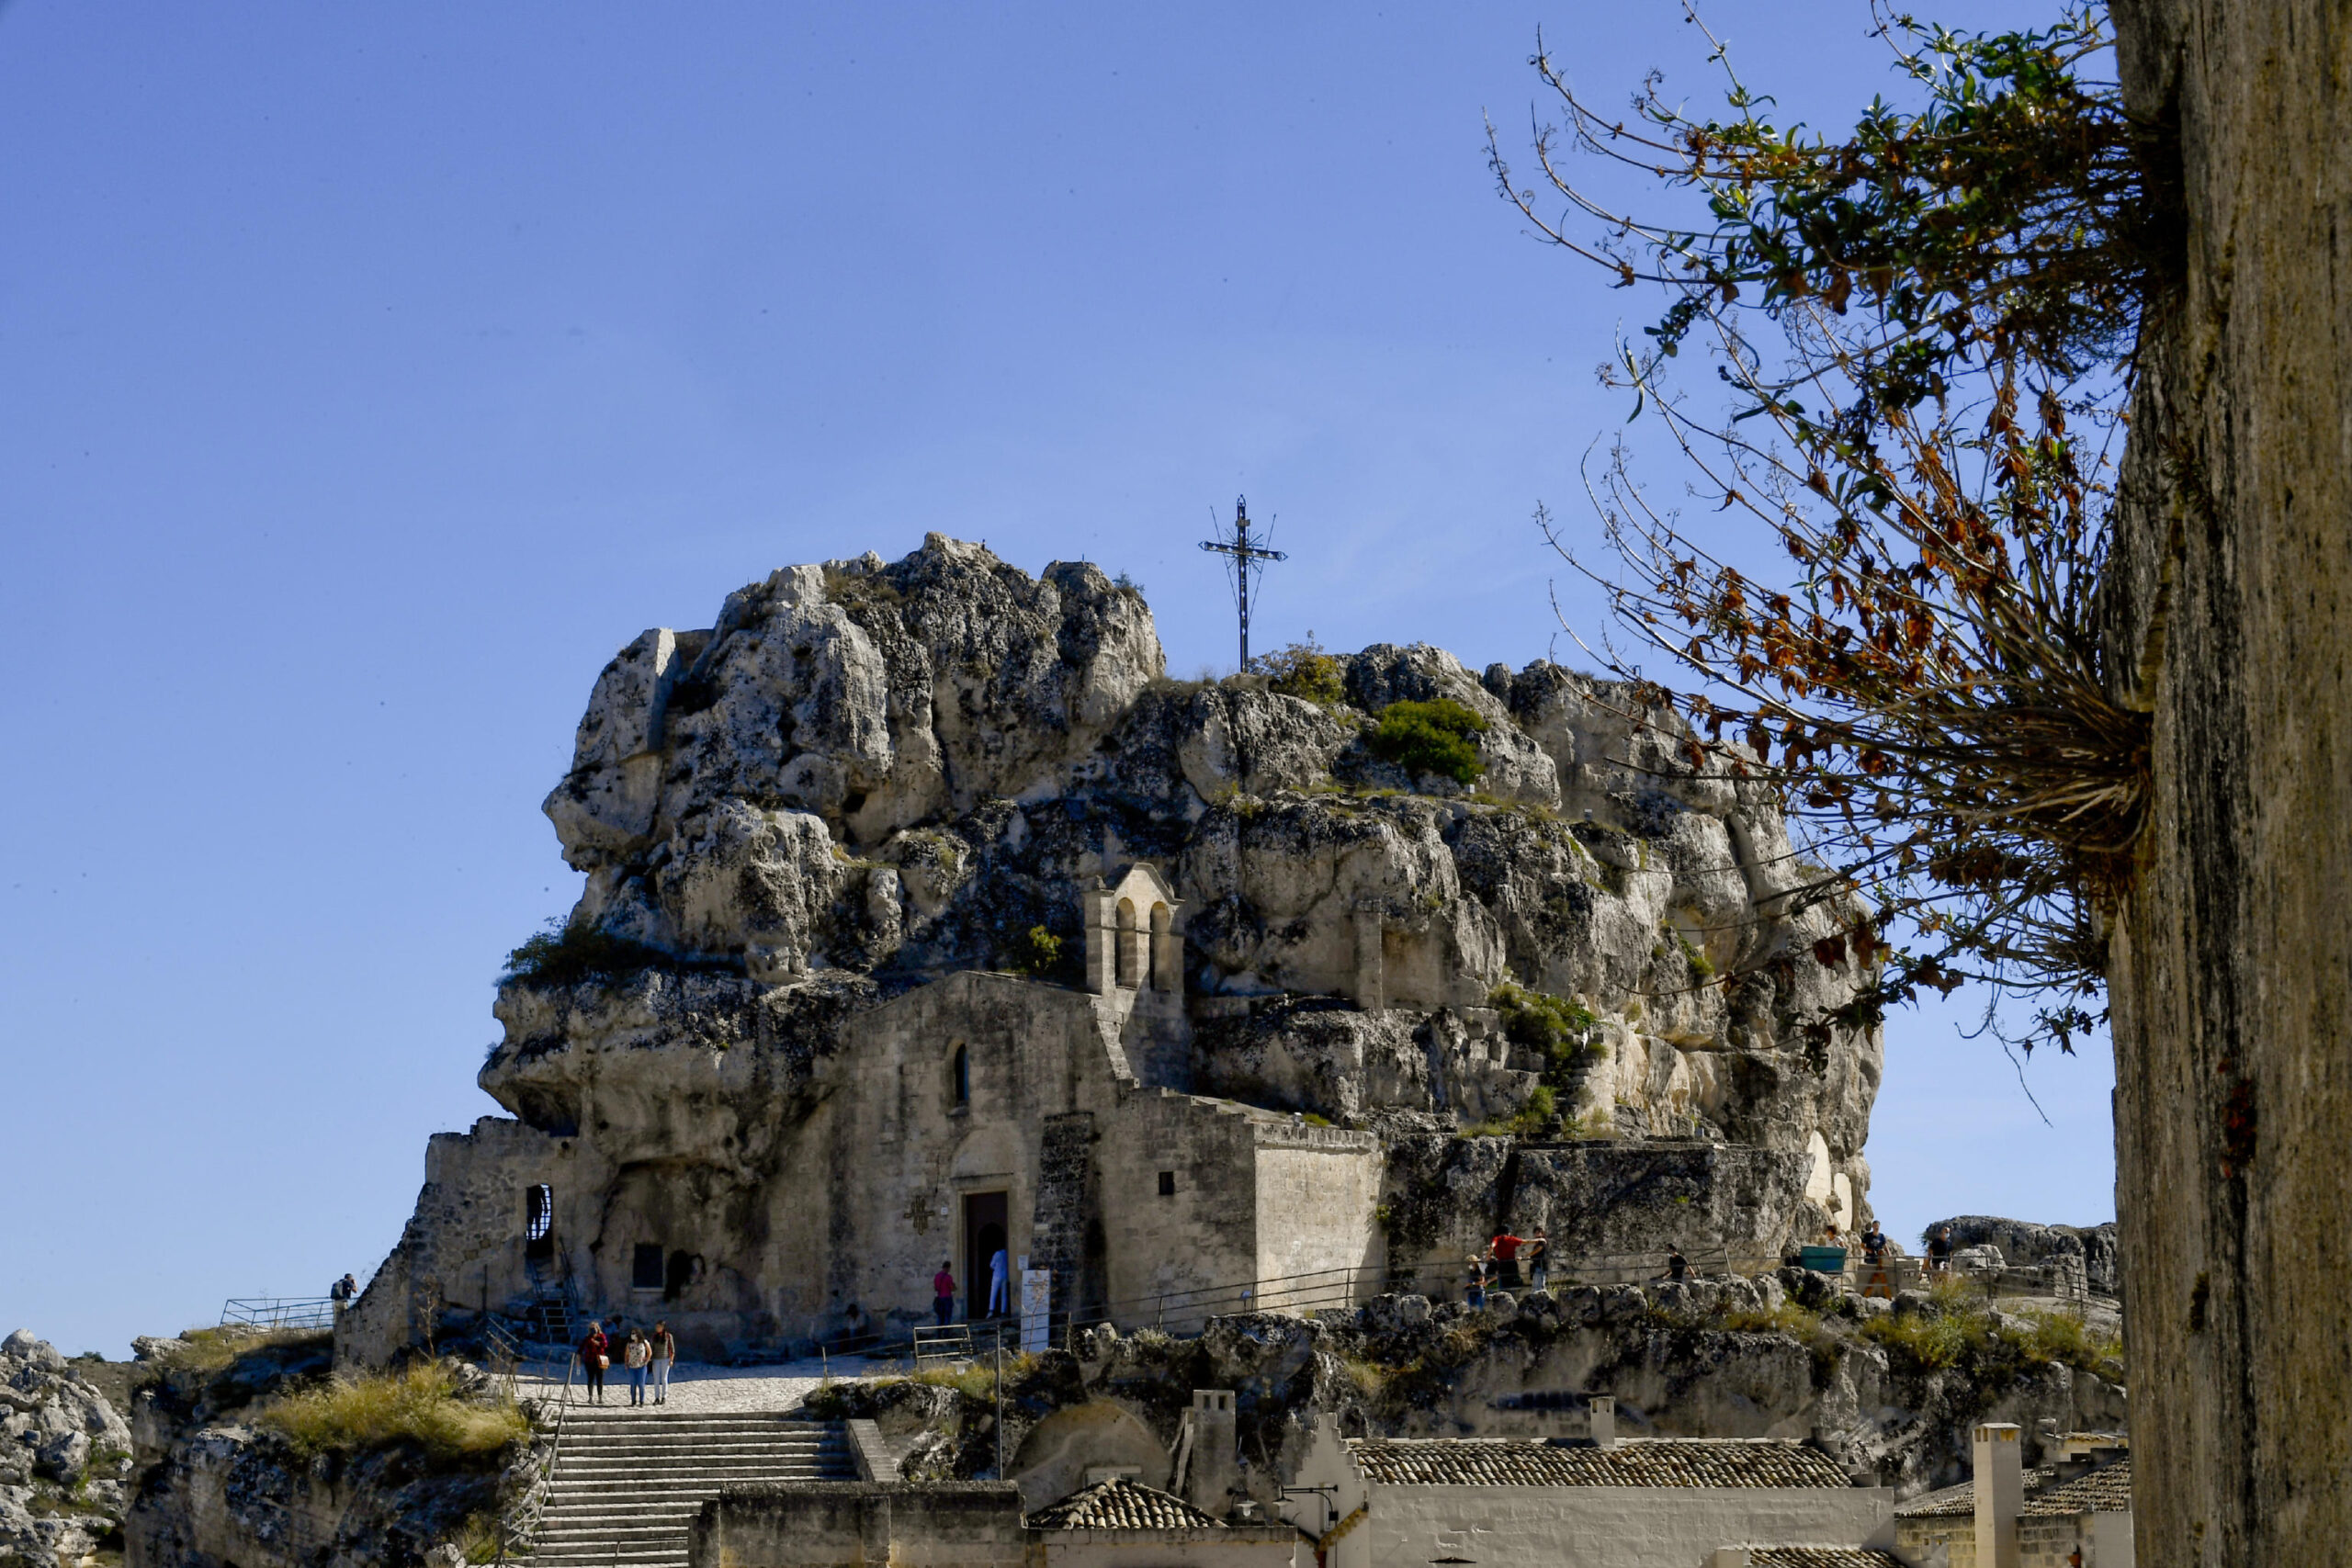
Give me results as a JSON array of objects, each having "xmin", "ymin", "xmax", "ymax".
[
  {"xmin": 493, "ymin": 536, "xmax": 1881, "ymax": 1213},
  {"xmin": 123, "ymin": 1332, "xmax": 522, "ymax": 1568},
  {"xmin": 346, "ymin": 536, "xmax": 1889, "ymax": 1371},
  {"xmin": 1928, "ymin": 1215, "xmax": 2120, "ymax": 1299},
  {"xmin": 815, "ymin": 1284, "xmax": 2125, "ymax": 1508},
  {"xmin": 1, "ymin": 1329, "xmax": 134, "ymax": 1566}
]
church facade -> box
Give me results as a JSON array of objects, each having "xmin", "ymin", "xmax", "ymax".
[{"xmin": 338, "ymin": 863, "xmax": 1386, "ymax": 1365}]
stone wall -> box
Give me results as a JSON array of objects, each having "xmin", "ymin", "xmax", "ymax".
[
  {"xmin": 1379, "ymin": 1137, "xmax": 1815, "ymax": 1285},
  {"xmin": 685, "ymin": 1481, "xmax": 1296, "ymax": 1568},
  {"xmin": 688, "ymin": 1482, "xmax": 1032, "ymax": 1568}
]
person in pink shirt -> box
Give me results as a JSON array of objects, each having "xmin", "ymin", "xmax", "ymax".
[{"xmin": 933, "ymin": 1262, "xmax": 957, "ymax": 1326}]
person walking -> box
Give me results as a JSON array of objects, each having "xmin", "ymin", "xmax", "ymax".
[
  {"xmin": 987, "ymin": 1246, "xmax": 1010, "ymax": 1318},
  {"xmin": 623, "ymin": 1329, "xmax": 651, "ymax": 1406},
  {"xmin": 1525, "ymin": 1227, "xmax": 1550, "ymax": 1292},
  {"xmin": 1464, "ymin": 1254, "xmax": 1487, "ymax": 1311},
  {"xmin": 650, "ymin": 1320, "xmax": 675, "ymax": 1405},
  {"xmin": 933, "ymin": 1261, "xmax": 957, "ymax": 1327},
  {"xmin": 578, "ymin": 1323, "xmax": 609, "ymax": 1404}
]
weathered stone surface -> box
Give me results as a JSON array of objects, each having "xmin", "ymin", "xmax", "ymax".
[
  {"xmin": 2101, "ymin": 2, "xmax": 2352, "ymax": 1559},
  {"xmin": 823, "ymin": 1292, "xmax": 2123, "ymax": 1513},
  {"xmin": 0, "ymin": 1329, "xmax": 134, "ymax": 1564},
  {"xmin": 352, "ymin": 536, "xmax": 1887, "ymax": 1373},
  {"xmin": 123, "ymin": 1335, "xmax": 512, "ymax": 1568},
  {"xmin": 1930, "ymin": 1215, "xmax": 2120, "ymax": 1298}
]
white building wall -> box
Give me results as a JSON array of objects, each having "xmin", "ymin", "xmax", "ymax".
[
  {"xmin": 1251, "ymin": 1133, "xmax": 1385, "ymax": 1292},
  {"xmin": 1353, "ymin": 1483, "xmax": 1894, "ymax": 1568}
]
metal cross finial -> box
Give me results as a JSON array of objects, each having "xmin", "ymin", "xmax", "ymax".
[{"xmin": 1199, "ymin": 494, "xmax": 1287, "ymax": 672}]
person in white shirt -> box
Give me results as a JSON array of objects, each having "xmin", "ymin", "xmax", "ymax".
[{"xmin": 988, "ymin": 1247, "xmax": 1011, "ymax": 1316}]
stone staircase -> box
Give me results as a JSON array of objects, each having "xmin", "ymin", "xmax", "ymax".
[{"xmin": 523, "ymin": 1410, "xmax": 857, "ymax": 1567}]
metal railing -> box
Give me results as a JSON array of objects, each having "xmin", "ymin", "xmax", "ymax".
[
  {"xmin": 494, "ymin": 1349, "xmax": 578, "ymax": 1563},
  {"xmin": 220, "ymin": 1265, "xmax": 379, "ymax": 1333},
  {"xmin": 220, "ymin": 1297, "xmax": 340, "ymax": 1332},
  {"xmin": 910, "ymin": 1325, "xmax": 975, "ymax": 1369}
]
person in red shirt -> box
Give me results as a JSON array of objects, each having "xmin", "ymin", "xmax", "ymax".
[
  {"xmin": 577, "ymin": 1323, "xmax": 609, "ymax": 1404},
  {"xmin": 1488, "ymin": 1232, "xmax": 1526, "ymax": 1289},
  {"xmin": 933, "ymin": 1262, "xmax": 957, "ymax": 1326}
]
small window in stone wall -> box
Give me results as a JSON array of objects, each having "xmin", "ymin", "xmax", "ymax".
[
  {"xmin": 1158, "ymin": 1170, "xmax": 1175, "ymax": 1197},
  {"xmin": 632, "ymin": 1243, "xmax": 664, "ymax": 1290},
  {"xmin": 952, "ymin": 1044, "xmax": 969, "ymax": 1108}
]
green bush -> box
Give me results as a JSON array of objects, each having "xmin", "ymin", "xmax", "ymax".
[
  {"xmin": 1366, "ymin": 699, "xmax": 1488, "ymax": 784},
  {"xmin": 258, "ymin": 1363, "xmax": 527, "ymax": 1465},
  {"xmin": 1490, "ymin": 983, "xmax": 1602, "ymax": 1103},
  {"xmin": 501, "ymin": 919, "xmax": 674, "ymax": 987},
  {"xmin": 1261, "ymin": 635, "xmax": 1348, "ymax": 708},
  {"xmin": 1004, "ymin": 924, "xmax": 1078, "ymax": 982}
]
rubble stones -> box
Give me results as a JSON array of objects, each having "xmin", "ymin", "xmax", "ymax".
[{"xmin": 0, "ymin": 1330, "xmax": 135, "ymax": 1566}]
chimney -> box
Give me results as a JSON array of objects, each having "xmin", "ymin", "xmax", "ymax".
[
  {"xmin": 1588, "ymin": 1394, "xmax": 1617, "ymax": 1449},
  {"xmin": 1188, "ymin": 1391, "xmax": 1239, "ymax": 1517},
  {"xmin": 1973, "ymin": 1423, "xmax": 2024, "ymax": 1568}
]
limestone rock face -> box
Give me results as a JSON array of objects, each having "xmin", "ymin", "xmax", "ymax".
[
  {"xmin": 510, "ymin": 539, "xmax": 1879, "ymax": 1176},
  {"xmin": 124, "ymin": 1337, "xmax": 507, "ymax": 1568},
  {"xmin": 1929, "ymin": 1215, "xmax": 2120, "ymax": 1298},
  {"xmin": 1, "ymin": 1330, "xmax": 135, "ymax": 1565},
  {"xmin": 466, "ymin": 536, "xmax": 1884, "ymax": 1327}
]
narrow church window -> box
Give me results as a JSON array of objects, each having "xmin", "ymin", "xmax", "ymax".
[
  {"xmin": 1115, "ymin": 898, "xmax": 1140, "ymax": 987},
  {"xmin": 632, "ymin": 1243, "xmax": 664, "ymax": 1290},
  {"xmin": 952, "ymin": 1045, "xmax": 969, "ymax": 1108},
  {"xmin": 1148, "ymin": 902, "xmax": 1171, "ymax": 990},
  {"xmin": 1158, "ymin": 1170, "xmax": 1175, "ymax": 1196}
]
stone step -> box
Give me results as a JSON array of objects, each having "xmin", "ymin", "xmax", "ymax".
[
  {"xmin": 548, "ymin": 1472, "xmax": 852, "ymax": 1491},
  {"xmin": 518, "ymin": 1416, "xmax": 854, "ymax": 1568},
  {"xmin": 553, "ymin": 1447, "xmax": 849, "ymax": 1458},
  {"xmin": 559, "ymin": 1418, "xmax": 833, "ymax": 1432},
  {"xmin": 538, "ymin": 1521, "xmax": 707, "ymax": 1542},
  {"xmin": 560, "ymin": 1438, "xmax": 846, "ymax": 1448},
  {"xmin": 555, "ymin": 1457, "xmax": 851, "ymax": 1466},
  {"xmin": 557, "ymin": 1448, "xmax": 851, "ymax": 1457},
  {"xmin": 556, "ymin": 1452, "xmax": 845, "ymax": 1466}
]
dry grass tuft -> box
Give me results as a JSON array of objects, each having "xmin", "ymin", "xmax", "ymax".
[
  {"xmin": 153, "ymin": 1325, "xmax": 330, "ymax": 1374},
  {"xmin": 258, "ymin": 1362, "xmax": 526, "ymax": 1464}
]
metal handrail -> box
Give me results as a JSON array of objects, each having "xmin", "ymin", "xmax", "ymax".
[
  {"xmin": 220, "ymin": 1297, "xmax": 339, "ymax": 1331},
  {"xmin": 495, "ymin": 1350, "xmax": 577, "ymax": 1563}
]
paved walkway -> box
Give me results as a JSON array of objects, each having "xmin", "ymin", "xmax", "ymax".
[{"xmin": 514, "ymin": 1354, "xmax": 890, "ymax": 1415}]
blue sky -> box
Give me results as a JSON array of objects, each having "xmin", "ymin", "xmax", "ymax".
[{"xmin": 0, "ymin": 0, "xmax": 2111, "ymax": 1357}]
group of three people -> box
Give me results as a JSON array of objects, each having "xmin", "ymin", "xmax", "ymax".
[
  {"xmin": 575, "ymin": 1320, "xmax": 676, "ymax": 1405},
  {"xmin": 1464, "ymin": 1226, "xmax": 1551, "ymax": 1306}
]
